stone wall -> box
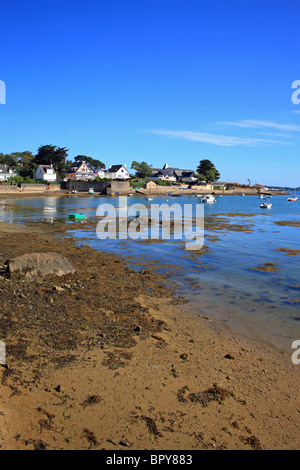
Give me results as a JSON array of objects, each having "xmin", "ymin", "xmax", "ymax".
[{"xmin": 61, "ymin": 180, "xmax": 131, "ymax": 195}]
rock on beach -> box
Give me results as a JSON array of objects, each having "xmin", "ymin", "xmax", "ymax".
[{"xmin": 5, "ymin": 252, "xmax": 76, "ymax": 280}]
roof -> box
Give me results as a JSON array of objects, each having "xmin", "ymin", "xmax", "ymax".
[
  {"xmin": 66, "ymin": 161, "xmax": 93, "ymax": 173},
  {"xmin": 0, "ymin": 165, "xmax": 16, "ymax": 174},
  {"xmin": 152, "ymin": 167, "xmax": 195, "ymax": 178},
  {"xmin": 108, "ymin": 165, "xmax": 125, "ymax": 172},
  {"xmin": 37, "ymin": 165, "xmax": 54, "ymax": 173},
  {"xmin": 181, "ymin": 171, "xmax": 195, "ymax": 177},
  {"xmin": 0, "ymin": 165, "xmax": 10, "ymax": 172}
]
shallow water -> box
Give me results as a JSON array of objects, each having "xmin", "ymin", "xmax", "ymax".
[{"xmin": 0, "ymin": 192, "xmax": 299, "ymax": 353}]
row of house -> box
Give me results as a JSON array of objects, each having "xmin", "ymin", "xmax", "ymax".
[
  {"xmin": 63, "ymin": 161, "xmax": 198, "ymax": 183},
  {"xmin": 1, "ymin": 160, "xmax": 204, "ymax": 185},
  {"xmin": 65, "ymin": 162, "xmax": 130, "ymax": 180}
]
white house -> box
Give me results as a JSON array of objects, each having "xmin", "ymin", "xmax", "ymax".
[
  {"xmin": 0, "ymin": 165, "xmax": 18, "ymax": 181},
  {"xmin": 35, "ymin": 164, "xmax": 57, "ymax": 182},
  {"xmin": 65, "ymin": 161, "xmax": 94, "ymax": 180},
  {"xmin": 150, "ymin": 163, "xmax": 196, "ymax": 183},
  {"xmin": 106, "ymin": 164, "xmax": 130, "ymax": 179},
  {"xmin": 93, "ymin": 168, "xmax": 106, "ymax": 179}
]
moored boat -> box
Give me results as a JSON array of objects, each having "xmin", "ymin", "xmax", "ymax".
[
  {"xmin": 200, "ymin": 194, "xmax": 216, "ymax": 203},
  {"xmin": 68, "ymin": 213, "xmax": 86, "ymax": 221}
]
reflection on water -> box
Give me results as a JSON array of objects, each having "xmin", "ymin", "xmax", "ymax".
[{"xmin": 0, "ymin": 193, "xmax": 299, "ymax": 353}]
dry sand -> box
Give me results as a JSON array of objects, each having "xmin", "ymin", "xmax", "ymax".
[{"xmin": 0, "ymin": 221, "xmax": 299, "ymax": 450}]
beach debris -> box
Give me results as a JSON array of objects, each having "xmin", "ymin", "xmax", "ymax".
[
  {"xmin": 224, "ymin": 354, "xmax": 235, "ymax": 360},
  {"xmin": 180, "ymin": 353, "xmax": 190, "ymax": 361},
  {"xmin": 5, "ymin": 252, "xmax": 76, "ymax": 280},
  {"xmin": 141, "ymin": 416, "xmax": 162, "ymax": 438},
  {"xmin": 81, "ymin": 428, "xmax": 99, "ymax": 448},
  {"xmin": 177, "ymin": 384, "xmax": 231, "ymax": 407},
  {"xmin": 81, "ymin": 394, "xmax": 102, "ymax": 408},
  {"xmin": 241, "ymin": 435, "xmax": 262, "ymax": 450},
  {"xmin": 177, "ymin": 386, "xmax": 190, "ymax": 403}
]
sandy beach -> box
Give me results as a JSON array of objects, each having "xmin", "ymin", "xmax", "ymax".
[{"xmin": 0, "ymin": 220, "xmax": 299, "ymax": 450}]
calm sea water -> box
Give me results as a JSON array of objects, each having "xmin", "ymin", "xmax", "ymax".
[{"xmin": 0, "ymin": 192, "xmax": 299, "ymax": 353}]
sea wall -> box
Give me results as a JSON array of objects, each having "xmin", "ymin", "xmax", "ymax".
[{"xmin": 61, "ymin": 180, "xmax": 131, "ymax": 195}]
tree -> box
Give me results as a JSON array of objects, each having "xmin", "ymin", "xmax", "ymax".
[
  {"xmin": 196, "ymin": 159, "xmax": 220, "ymax": 182},
  {"xmin": 74, "ymin": 155, "xmax": 105, "ymax": 170},
  {"xmin": 131, "ymin": 161, "xmax": 152, "ymax": 178},
  {"xmin": 33, "ymin": 145, "xmax": 69, "ymax": 176},
  {"xmin": 13, "ymin": 151, "xmax": 35, "ymax": 178},
  {"xmin": 0, "ymin": 153, "xmax": 18, "ymax": 168}
]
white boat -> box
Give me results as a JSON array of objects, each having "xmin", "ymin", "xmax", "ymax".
[
  {"xmin": 145, "ymin": 186, "xmax": 154, "ymax": 201},
  {"xmin": 88, "ymin": 188, "xmax": 94, "ymax": 194},
  {"xmin": 287, "ymin": 189, "xmax": 298, "ymax": 201},
  {"xmin": 200, "ymin": 194, "xmax": 216, "ymax": 203},
  {"xmin": 260, "ymin": 202, "xmax": 272, "ymax": 209}
]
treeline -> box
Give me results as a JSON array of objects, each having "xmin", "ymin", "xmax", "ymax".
[{"xmin": 0, "ymin": 145, "xmax": 105, "ymax": 180}]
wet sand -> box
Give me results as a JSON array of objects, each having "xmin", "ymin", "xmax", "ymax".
[{"xmin": 0, "ymin": 221, "xmax": 299, "ymax": 450}]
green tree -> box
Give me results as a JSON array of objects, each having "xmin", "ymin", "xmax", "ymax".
[
  {"xmin": 13, "ymin": 151, "xmax": 35, "ymax": 178},
  {"xmin": 196, "ymin": 160, "xmax": 220, "ymax": 182},
  {"xmin": 0, "ymin": 153, "xmax": 18, "ymax": 168},
  {"xmin": 74, "ymin": 155, "xmax": 105, "ymax": 170},
  {"xmin": 131, "ymin": 161, "xmax": 152, "ymax": 178},
  {"xmin": 33, "ymin": 145, "xmax": 69, "ymax": 176}
]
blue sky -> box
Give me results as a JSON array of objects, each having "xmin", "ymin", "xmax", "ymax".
[{"xmin": 0, "ymin": 0, "xmax": 300, "ymax": 186}]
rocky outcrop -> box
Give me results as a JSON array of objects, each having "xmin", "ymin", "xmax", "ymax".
[{"xmin": 6, "ymin": 252, "xmax": 76, "ymax": 280}]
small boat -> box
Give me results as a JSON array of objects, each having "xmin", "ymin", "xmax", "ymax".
[
  {"xmin": 195, "ymin": 194, "xmax": 203, "ymax": 198},
  {"xmin": 145, "ymin": 187, "xmax": 154, "ymax": 201},
  {"xmin": 171, "ymin": 194, "xmax": 184, "ymax": 197},
  {"xmin": 287, "ymin": 197, "xmax": 298, "ymax": 201},
  {"xmin": 260, "ymin": 203, "xmax": 272, "ymax": 209},
  {"xmin": 200, "ymin": 194, "xmax": 216, "ymax": 203},
  {"xmin": 287, "ymin": 189, "xmax": 298, "ymax": 201},
  {"xmin": 68, "ymin": 213, "xmax": 86, "ymax": 221},
  {"xmin": 88, "ymin": 188, "xmax": 94, "ymax": 194},
  {"xmin": 128, "ymin": 193, "xmax": 133, "ymax": 197}
]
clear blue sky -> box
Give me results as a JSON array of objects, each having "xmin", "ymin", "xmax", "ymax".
[{"xmin": 0, "ymin": 0, "xmax": 299, "ymax": 186}]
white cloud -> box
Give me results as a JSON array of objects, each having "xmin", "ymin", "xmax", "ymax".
[
  {"xmin": 146, "ymin": 129, "xmax": 293, "ymax": 147},
  {"xmin": 218, "ymin": 119, "xmax": 300, "ymax": 132}
]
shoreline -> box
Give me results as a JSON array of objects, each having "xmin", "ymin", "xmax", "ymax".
[
  {"xmin": 0, "ymin": 188, "xmax": 288, "ymax": 199},
  {"xmin": 0, "ymin": 221, "xmax": 299, "ymax": 450}
]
